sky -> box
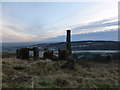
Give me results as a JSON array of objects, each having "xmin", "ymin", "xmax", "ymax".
[{"xmin": 1, "ymin": 1, "xmax": 119, "ymax": 42}]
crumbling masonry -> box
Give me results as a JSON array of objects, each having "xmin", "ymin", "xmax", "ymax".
[{"xmin": 16, "ymin": 47, "xmax": 39, "ymax": 60}]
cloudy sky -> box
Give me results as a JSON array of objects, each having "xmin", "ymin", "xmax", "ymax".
[{"xmin": 2, "ymin": 1, "xmax": 119, "ymax": 42}]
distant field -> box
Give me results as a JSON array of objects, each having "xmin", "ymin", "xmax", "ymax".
[{"xmin": 2, "ymin": 54, "xmax": 119, "ymax": 88}]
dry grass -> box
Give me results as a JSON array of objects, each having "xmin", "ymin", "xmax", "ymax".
[{"xmin": 2, "ymin": 57, "xmax": 119, "ymax": 88}]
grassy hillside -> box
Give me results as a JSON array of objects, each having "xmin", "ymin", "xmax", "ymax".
[{"xmin": 2, "ymin": 55, "xmax": 119, "ymax": 88}]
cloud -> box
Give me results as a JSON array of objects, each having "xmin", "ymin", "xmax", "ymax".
[
  {"xmin": 70, "ymin": 17, "xmax": 118, "ymax": 34},
  {"xmin": 42, "ymin": 17, "xmax": 118, "ymax": 42},
  {"xmin": 2, "ymin": 16, "xmax": 118, "ymax": 42},
  {"xmin": 2, "ymin": 18, "xmax": 65, "ymax": 42},
  {"xmin": 2, "ymin": 19, "xmax": 37, "ymax": 42}
]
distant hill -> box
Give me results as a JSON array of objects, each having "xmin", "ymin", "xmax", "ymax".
[
  {"xmin": 42, "ymin": 30, "xmax": 118, "ymax": 42},
  {"xmin": 2, "ymin": 41, "xmax": 119, "ymax": 53},
  {"xmin": 33, "ymin": 41, "xmax": 119, "ymax": 51}
]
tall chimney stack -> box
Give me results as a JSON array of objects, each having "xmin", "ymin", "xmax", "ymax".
[{"xmin": 66, "ymin": 30, "xmax": 71, "ymax": 54}]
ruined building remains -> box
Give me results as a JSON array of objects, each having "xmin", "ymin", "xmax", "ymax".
[{"xmin": 16, "ymin": 47, "xmax": 39, "ymax": 60}]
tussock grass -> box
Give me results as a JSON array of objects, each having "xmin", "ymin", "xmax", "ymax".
[{"xmin": 2, "ymin": 57, "xmax": 119, "ymax": 88}]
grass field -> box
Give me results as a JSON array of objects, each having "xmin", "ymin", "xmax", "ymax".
[{"xmin": 2, "ymin": 53, "xmax": 119, "ymax": 88}]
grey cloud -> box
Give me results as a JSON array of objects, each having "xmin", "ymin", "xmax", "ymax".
[
  {"xmin": 42, "ymin": 17, "xmax": 118, "ymax": 42},
  {"xmin": 72, "ymin": 17, "xmax": 117, "ymax": 33}
]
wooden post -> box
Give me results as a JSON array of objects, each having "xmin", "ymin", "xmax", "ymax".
[{"xmin": 16, "ymin": 49, "xmax": 19, "ymax": 58}]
